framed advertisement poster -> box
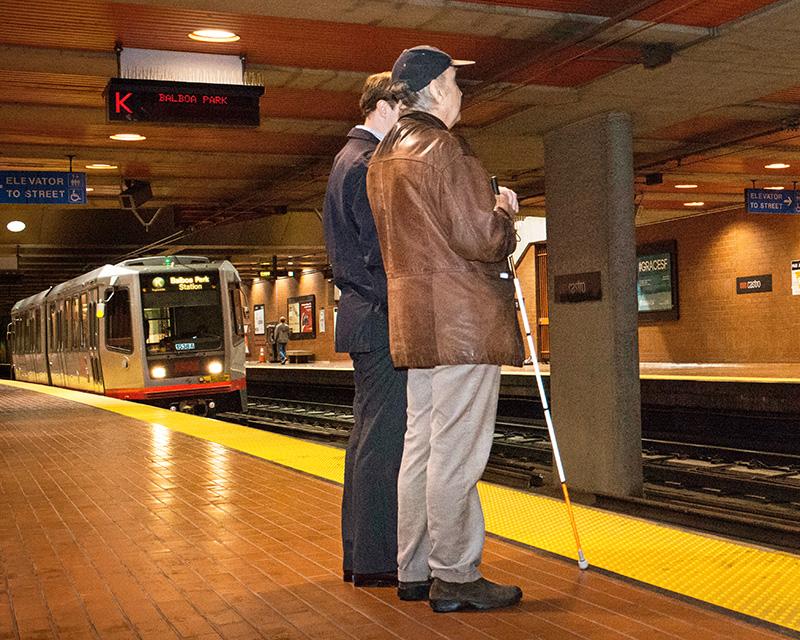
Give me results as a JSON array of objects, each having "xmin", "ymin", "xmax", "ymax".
[
  {"xmin": 287, "ymin": 294, "xmax": 316, "ymax": 339},
  {"xmin": 253, "ymin": 304, "xmax": 265, "ymax": 335},
  {"xmin": 637, "ymin": 240, "xmax": 678, "ymax": 321}
]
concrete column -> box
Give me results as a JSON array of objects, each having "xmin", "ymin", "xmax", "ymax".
[{"xmin": 543, "ymin": 112, "xmax": 642, "ymax": 497}]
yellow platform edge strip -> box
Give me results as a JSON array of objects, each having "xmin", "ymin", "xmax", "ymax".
[{"xmin": 2, "ymin": 379, "xmax": 798, "ymax": 633}]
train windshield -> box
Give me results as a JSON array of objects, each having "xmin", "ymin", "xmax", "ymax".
[{"xmin": 140, "ymin": 271, "xmax": 224, "ymax": 354}]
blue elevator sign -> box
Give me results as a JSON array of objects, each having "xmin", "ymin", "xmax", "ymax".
[
  {"xmin": 745, "ymin": 188, "xmax": 800, "ymax": 214},
  {"xmin": 0, "ymin": 171, "xmax": 87, "ymax": 205}
]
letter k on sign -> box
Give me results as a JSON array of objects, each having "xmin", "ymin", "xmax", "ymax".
[{"xmin": 115, "ymin": 92, "xmax": 133, "ymax": 114}]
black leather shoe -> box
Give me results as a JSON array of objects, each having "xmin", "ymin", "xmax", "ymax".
[
  {"xmin": 352, "ymin": 572, "xmax": 398, "ymax": 587},
  {"xmin": 343, "ymin": 570, "xmax": 353, "ymax": 583},
  {"xmin": 398, "ymin": 579, "xmax": 432, "ymax": 601},
  {"xmin": 429, "ymin": 577, "xmax": 522, "ymax": 613}
]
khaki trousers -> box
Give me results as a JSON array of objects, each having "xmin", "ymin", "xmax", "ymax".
[{"xmin": 397, "ymin": 364, "xmax": 501, "ymax": 583}]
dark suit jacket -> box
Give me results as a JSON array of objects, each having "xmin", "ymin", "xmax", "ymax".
[{"xmin": 323, "ymin": 127, "xmax": 389, "ymax": 354}]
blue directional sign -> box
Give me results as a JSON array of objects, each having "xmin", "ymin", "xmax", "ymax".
[
  {"xmin": 745, "ymin": 188, "xmax": 800, "ymax": 214},
  {"xmin": 0, "ymin": 171, "xmax": 87, "ymax": 205}
]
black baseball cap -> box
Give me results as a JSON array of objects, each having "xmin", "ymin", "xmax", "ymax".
[{"xmin": 391, "ymin": 45, "xmax": 475, "ymax": 92}]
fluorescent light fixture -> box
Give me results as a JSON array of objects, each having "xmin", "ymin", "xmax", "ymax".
[
  {"xmin": 683, "ymin": 202, "xmax": 705, "ymax": 207},
  {"xmin": 674, "ymin": 184, "xmax": 698, "ymax": 189},
  {"xmin": 6, "ymin": 220, "xmax": 25, "ymax": 232},
  {"xmin": 765, "ymin": 163, "xmax": 790, "ymax": 169},
  {"xmin": 109, "ymin": 133, "xmax": 146, "ymax": 141},
  {"xmin": 85, "ymin": 163, "xmax": 118, "ymax": 170},
  {"xmin": 764, "ymin": 186, "xmax": 784, "ymax": 190},
  {"xmin": 188, "ymin": 29, "xmax": 240, "ymax": 43},
  {"xmin": 86, "ymin": 187, "xmax": 94, "ymax": 192}
]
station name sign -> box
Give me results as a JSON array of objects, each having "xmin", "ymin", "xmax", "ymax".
[
  {"xmin": 106, "ymin": 78, "xmax": 264, "ymax": 126},
  {"xmin": 0, "ymin": 171, "xmax": 86, "ymax": 205},
  {"xmin": 736, "ymin": 274, "xmax": 772, "ymax": 294},
  {"xmin": 745, "ymin": 188, "xmax": 800, "ymax": 214},
  {"xmin": 554, "ymin": 271, "xmax": 602, "ymax": 304}
]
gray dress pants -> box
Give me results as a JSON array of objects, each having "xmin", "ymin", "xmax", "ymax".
[{"xmin": 397, "ymin": 364, "xmax": 501, "ymax": 583}]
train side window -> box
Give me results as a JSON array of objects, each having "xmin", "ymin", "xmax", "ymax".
[
  {"xmin": 54, "ymin": 307, "xmax": 61, "ymax": 352},
  {"xmin": 26, "ymin": 312, "xmax": 33, "ymax": 353},
  {"xmin": 22, "ymin": 314, "xmax": 29, "ymax": 353},
  {"xmin": 105, "ymin": 288, "xmax": 133, "ymax": 353},
  {"xmin": 80, "ymin": 293, "xmax": 89, "ymax": 349},
  {"xmin": 35, "ymin": 308, "xmax": 41, "ymax": 353},
  {"xmin": 228, "ymin": 282, "xmax": 245, "ymax": 339},
  {"xmin": 56, "ymin": 304, "xmax": 64, "ymax": 352},
  {"xmin": 72, "ymin": 297, "xmax": 80, "ymax": 350},
  {"xmin": 88, "ymin": 301, "xmax": 96, "ymax": 348},
  {"xmin": 47, "ymin": 305, "xmax": 53, "ymax": 352},
  {"xmin": 65, "ymin": 299, "xmax": 73, "ymax": 351}
]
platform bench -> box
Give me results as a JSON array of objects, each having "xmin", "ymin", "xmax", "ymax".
[{"xmin": 285, "ymin": 349, "xmax": 315, "ymax": 363}]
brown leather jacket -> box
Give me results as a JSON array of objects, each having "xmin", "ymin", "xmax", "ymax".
[{"xmin": 366, "ymin": 111, "xmax": 524, "ymax": 369}]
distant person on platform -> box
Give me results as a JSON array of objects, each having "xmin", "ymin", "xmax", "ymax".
[
  {"xmin": 367, "ymin": 46, "xmax": 525, "ymax": 612},
  {"xmin": 322, "ymin": 72, "xmax": 410, "ymax": 592},
  {"xmin": 274, "ymin": 317, "xmax": 290, "ymax": 364}
]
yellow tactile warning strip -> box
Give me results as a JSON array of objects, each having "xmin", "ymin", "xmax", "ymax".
[
  {"xmin": 512, "ymin": 369, "xmax": 800, "ymax": 384},
  {"xmin": 4, "ymin": 379, "xmax": 800, "ymax": 634},
  {"xmin": 640, "ymin": 373, "xmax": 800, "ymax": 384}
]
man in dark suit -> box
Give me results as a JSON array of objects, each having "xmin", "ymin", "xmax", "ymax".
[{"xmin": 323, "ymin": 72, "xmax": 409, "ymax": 591}]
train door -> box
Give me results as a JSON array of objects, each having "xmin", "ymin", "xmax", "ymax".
[
  {"xmin": 98, "ymin": 283, "xmax": 140, "ymax": 393},
  {"xmin": 49, "ymin": 301, "xmax": 66, "ymax": 387},
  {"xmin": 5, "ymin": 319, "xmax": 14, "ymax": 379},
  {"xmin": 33, "ymin": 307, "xmax": 47, "ymax": 384},
  {"xmin": 534, "ymin": 242, "xmax": 550, "ymax": 362},
  {"xmin": 87, "ymin": 288, "xmax": 104, "ymax": 393},
  {"xmin": 12, "ymin": 315, "xmax": 25, "ymax": 380},
  {"xmin": 76, "ymin": 292, "xmax": 89, "ymax": 390}
]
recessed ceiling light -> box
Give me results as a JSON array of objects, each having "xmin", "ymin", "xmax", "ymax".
[
  {"xmin": 86, "ymin": 187, "xmax": 94, "ymax": 192},
  {"xmin": 85, "ymin": 163, "xmax": 118, "ymax": 170},
  {"xmin": 764, "ymin": 186, "xmax": 784, "ymax": 190},
  {"xmin": 6, "ymin": 220, "xmax": 26, "ymax": 232},
  {"xmin": 674, "ymin": 184, "xmax": 698, "ymax": 189},
  {"xmin": 287, "ymin": 261, "xmax": 294, "ymax": 265},
  {"xmin": 683, "ymin": 202, "xmax": 705, "ymax": 207},
  {"xmin": 188, "ymin": 29, "xmax": 240, "ymax": 43},
  {"xmin": 765, "ymin": 163, "xmax": 790, "ymax": 169},
  {"xmin": 109, "ymin": 133, "xmax": 146, "ymax": 141}
]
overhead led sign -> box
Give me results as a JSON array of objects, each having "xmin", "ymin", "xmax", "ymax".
[{"xmin": 106, "ymin": 78, "xmax": 264, "ymax": 126}]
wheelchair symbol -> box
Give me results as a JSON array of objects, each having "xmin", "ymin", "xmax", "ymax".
[{"xmin": 69, "ymin": 190, "xmax": 83, "ymax": 203}]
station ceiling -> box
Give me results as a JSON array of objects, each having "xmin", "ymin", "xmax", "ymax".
[{"xmin": 2, "ymin": 0, "xmax": 800, "ymax": 312}]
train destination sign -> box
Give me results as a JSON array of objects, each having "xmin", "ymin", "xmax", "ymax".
[
  {"xmin": 745, "ymin": 188, "xmax": 800, "ymax": 214},
  {"xmin": 147, "ymin": 274, "xmax": 216, "ymax": 292},
  {"xmin": 0, "ymin": 171, "xmax": 86, "ymax": 205},
  {"xmin": 106, "ymin": 78, "xmax": 264, "ymax": 126}
]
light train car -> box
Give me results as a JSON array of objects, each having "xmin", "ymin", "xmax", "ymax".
[{"xmin": 8, "ymin": 256, "xmax": 247, "ymax": 414}]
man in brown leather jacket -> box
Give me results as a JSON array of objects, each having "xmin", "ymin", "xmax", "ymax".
[{"xmin": 367, "ymin": 45, "xmax": 525, "ymax": 612}]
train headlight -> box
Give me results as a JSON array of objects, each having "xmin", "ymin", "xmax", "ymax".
[
  {"xmin": 207, "ymin": 360, "xmax": 223, "ymax": 375},
  {"xmin": 151, "ymin": 365, "xmax": 167, "ymax": 379}
]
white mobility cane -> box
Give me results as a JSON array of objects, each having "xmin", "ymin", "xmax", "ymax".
[{"xmin": 493, "ymin": 177, "xmax": 589, "ymax": 570}]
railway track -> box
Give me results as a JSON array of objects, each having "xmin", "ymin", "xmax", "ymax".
[{"xmin": 219, "ymin": 395, "xmax": 800, "ymax": 550}]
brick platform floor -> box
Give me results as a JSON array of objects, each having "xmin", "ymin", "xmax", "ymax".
[{"xmin": 0, "ymin": 385, "xmax": 789, "ymax": 639}]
